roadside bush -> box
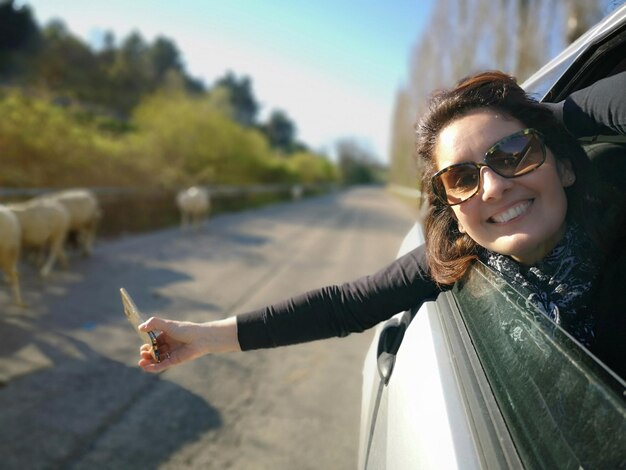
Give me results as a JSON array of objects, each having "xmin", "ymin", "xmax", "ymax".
[{"xmin": 0, "ymin": 87, "xmax": 338, "ymax": 190}]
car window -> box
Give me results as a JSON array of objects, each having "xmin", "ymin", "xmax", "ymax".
[
  {"xmin": 451, "ymin": 263, "xmax": 626, "ymax": 469},
  {"xmin": 523, "ymin": 5, "xmax": 626, "ymax": 101}
]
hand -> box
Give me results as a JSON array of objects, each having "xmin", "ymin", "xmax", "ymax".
[{"xmin": 137, "ymin": 316, "xmax": 239, "ymax": 373}]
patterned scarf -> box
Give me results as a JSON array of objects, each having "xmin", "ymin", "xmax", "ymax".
[{"xmin": 480, "ymin": 223, "xmax": 599, "ymax": 348}]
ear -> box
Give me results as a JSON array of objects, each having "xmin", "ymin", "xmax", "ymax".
[
  {"xmin": 458, "ymin": 221, "xmax": 465, "ymax": 233},
  {"xmin": 558, "ymin": 159, "xmax": 576, "ymax": 188}
]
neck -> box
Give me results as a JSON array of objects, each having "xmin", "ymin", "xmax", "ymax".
[{"xmin": 510, "ymin": 223, "xmax": 569, "ymax": 266}]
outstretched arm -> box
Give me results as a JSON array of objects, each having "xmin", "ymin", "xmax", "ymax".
[
  {"xmin": 138, "ymin": 316, "xmax": 239, "ymax": 373},
  {"xmin": 236, "ymin": 243, "xmax": 441, "ymax": 350},
  {"xmin": 138, "ymin": 243, "xmax": 442, "ymax": 371}
]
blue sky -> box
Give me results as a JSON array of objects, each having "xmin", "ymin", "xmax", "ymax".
[{"xmin": 24, "ymin": 0, "xmax": 434, "ymax": 162}]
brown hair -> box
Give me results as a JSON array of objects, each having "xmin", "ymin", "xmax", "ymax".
[{"xmin": 416, "ymin": 71, "xmax": 600, "ymax": 285}]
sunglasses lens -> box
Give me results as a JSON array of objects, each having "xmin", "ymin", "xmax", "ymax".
[
  {"xmin": 436, "ymin": 164, "xmax": 480, "ymax": 205},
  {"xmin": 487, "ymin": 132, "xmax": 544, "ymax": 177},
  {"xmin": 432, "ymin": 130, "xmax": 546, "ymax": 206}
]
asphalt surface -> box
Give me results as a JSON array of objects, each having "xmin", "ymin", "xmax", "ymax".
[{"xmin": 0, "ymin": 186, "xmax": 419, "ymax": 470}]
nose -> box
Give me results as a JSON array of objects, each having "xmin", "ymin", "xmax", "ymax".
[{"xmin": 480, "ymin": 166, "xmax": 513, "ymax": 201}]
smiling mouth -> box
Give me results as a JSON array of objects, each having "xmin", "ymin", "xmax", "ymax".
[{"xmin": 490, "ymin": 200, "xmax": 533, "ymax": 223}]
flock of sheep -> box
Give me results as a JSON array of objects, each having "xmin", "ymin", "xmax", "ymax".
[
  {"xmin": 0, "ymin": 186, "xmax": 211, "ymax": 308},
  {"xmin": 0, "ymin": 189, "xmax": 101, "ymax": 307}
]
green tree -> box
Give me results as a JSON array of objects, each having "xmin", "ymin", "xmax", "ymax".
[
  {"xmin": 388, "ymin": 86, "xmax": 419, "ymax": 190},
  {"xmin": 0, "ymin": 89, "xmax": 133, "ymax": 187},
  {"xmin": 288, "ymin": 151, "xmax": 339, "ymax": 183},
  {"xmin": 337, "ymin": 139, "xmax": 383, "ymax": 185},
  {"xmin": 0, "ymin": 0, "xmax": 41, "ymax": 77},
  {"xmin": 262, "ymin": 109, "xmax": 297, "ymax": 152},
  {"xmin": 132, "ymin": 89, "xmax": 272, "ymax": 186},
  {"xmin": 107, "ymin": 31, "xmax": 153, "ymax": 111},
  {"xmin": 0, "ymin": 5, "xmax": 338, "ymax": 190},
  {"xmin": 214, "ymin": 72, "xmax": 259, "ymax": 126},
  {"xmin": 36, "ymin": 20, "xmax": 101, "ymax": 100},
  {"xmin": 149, "ymin": 36, "xmax": 183, "ymax": 81},
  {"xmin": 0, "ymin": 0, "xmax": 39, "ymax": 51}
]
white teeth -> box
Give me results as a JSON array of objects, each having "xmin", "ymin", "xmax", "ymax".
[{"xmin": 491, "ymin": 200, "xmax": 531, "ymax": 223}]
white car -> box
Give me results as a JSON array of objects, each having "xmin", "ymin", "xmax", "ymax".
[{"xmin": 359, "ymin": 5, "xmax": 626, "ymax": 469}]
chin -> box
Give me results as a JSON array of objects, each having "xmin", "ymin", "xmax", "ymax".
[
  {"xmin": 492, "ymin": 235, "xmax": 545, "ymax": 263},
  {"xmin": 510, "ymin": 241, "xmax": 560, "ymax": 265}
]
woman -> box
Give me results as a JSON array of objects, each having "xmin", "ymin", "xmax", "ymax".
[{"xmin": 138, "ymin": 70, "xmax": 626, "ymax": 378}]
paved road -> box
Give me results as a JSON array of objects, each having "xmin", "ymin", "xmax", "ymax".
[{"xmin": 0, "ymin": 187, "xmax": 419, "ymax": 469}]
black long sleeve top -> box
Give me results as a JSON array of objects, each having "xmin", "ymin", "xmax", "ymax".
[
  {"xmin": 238, "ymin": 243, "xmax": 442, "ymax": 349},
  {"xmin": 237, "ymin": 71, "xmax": 626, "ymax": 351}
]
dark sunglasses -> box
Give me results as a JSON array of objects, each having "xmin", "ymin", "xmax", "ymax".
[{"xmin": 431, "ymin": 128, "xmax": 546, "ymax": 206}]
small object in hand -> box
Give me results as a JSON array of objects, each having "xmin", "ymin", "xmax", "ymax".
[{"xmin": 120, "ymin": 287, "xmax": 161, "ymax": 363}]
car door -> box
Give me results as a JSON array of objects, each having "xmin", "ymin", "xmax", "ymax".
[{"xmin": 359, "ymin": 223, "xmax": 523, "ymax": 470}]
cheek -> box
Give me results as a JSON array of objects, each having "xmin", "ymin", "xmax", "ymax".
[
  {"xmin": 452, "ymin": 202, "xmax": 479, "ymax": 225},
  {"xmin": 551, "ymin": 185, "xmax": 569, "ymax": 219},
  {"xmin": 542, "ymin": 166, "xmax": 570, "ymax": 206}
]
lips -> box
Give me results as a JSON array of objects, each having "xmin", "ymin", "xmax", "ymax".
[{"xmin": 490, "ymin": 200, "xmax": 532, "ymax": 223}]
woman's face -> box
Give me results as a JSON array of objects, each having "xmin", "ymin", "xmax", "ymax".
[{"xmin": 434, "ymin": 110, "xmax": 575, "ymax": 265}]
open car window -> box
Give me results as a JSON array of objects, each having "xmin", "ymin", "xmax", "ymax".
[
  {"xmin": 523, "ymin": 3, "xmax": 626, "ymax": 102},
  {"xmin": 451, "ymin": 263, "xmax": 626, "ymax": 469}
]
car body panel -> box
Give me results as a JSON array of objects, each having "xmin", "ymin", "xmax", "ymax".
[{"xmin": 359, "ymin": 297, "xmax": 480, "ymax": 469}]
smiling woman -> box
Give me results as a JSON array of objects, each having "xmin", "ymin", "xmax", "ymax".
[
  {"xmin": 433, "ymin": 112, "xmax": 573, "ymax": 265},
  {"xmin": 136, "ymin": 70, "xmax": 625, "ymax": 384},
  {"xmin": 420, "ymin": 72, "xmax": 602, "ymax": 284},
  {"xmin": 417, "ymin": 71, "xmax": 624, "ymax": 364}
]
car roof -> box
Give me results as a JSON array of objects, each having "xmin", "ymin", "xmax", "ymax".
[{"xmin": 523, "ymin": 3, "xmax": 626, "ymax": 99}]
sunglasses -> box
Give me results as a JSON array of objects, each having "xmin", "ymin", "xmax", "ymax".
[{"xmin": 431, "ymin": 128, "xmax": 546, "ymax": 206}]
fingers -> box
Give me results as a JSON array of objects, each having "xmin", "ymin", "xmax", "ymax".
[
  {"xmin": 138, "ymin": 357, "xmax": 169, "ymax": 373},
  {"xmin": 138, "ymin": 316, "xmax": 171, "ymax": 334},
  {"xmin": 136, "ymin": 317, "xmax": 202, "ymax": 373},
  {"xmin": 139, "ymin": 343, "xmax": 161, "ymax": 359},
  {"xmin": 138, "ymin": 345, "xmax": 177, "ymax": 373}
]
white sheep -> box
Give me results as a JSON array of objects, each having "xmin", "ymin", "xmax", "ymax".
[
  {"xmin": 44, "ymin": 189, "xmax": 101, "ymax": 256},
  {"xmin": 0, "ymin": 205, "xmax": 23, "ymax": 306},
  {"xmin": 291, "ymin": 184, "xmax": 304, "ymax": 201},
  {"xmin": 176, "ymin": 186, "xmax": 210, "ymax": 230},
  {"xmin": 8, "ymin": 198, "xmax": 70, "ymax": 277}
]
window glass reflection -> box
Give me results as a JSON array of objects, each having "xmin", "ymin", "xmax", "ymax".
[{"xmin": 453, "ymin": 263, "xmax": 626, "ymax": 469}]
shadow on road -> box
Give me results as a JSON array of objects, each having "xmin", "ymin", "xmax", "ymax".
[
  {"xmin": 0, "ymin": 339, "xmax": 222, "ymax": 469},
  {"xmin": 0, "ymin": 250, "xmax": 224, "ymax": 468}
]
